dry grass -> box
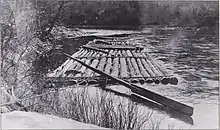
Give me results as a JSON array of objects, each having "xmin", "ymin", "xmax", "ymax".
[{"xmin": 26, "ymin": 86, "xmax": 154, "ymax": 129}]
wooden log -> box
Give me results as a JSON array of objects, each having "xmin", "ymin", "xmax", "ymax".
[
  {"xmin": 82, "ymin": 45, "xmax": 111, "ymax": 55},
  {"xmin": 91, "ymin": 44, "xmax": 137, "ymax": 50},
  {"xmin": 130, "ymin": 56, "xmax": 142, "ymax": 77},
  {"xmin": 111, "ymin": 53, "xmax": 119, "ymax": 77},
  {"xmin": 134, "ymin": 52, "xmax": 160, "ymax": 84},
  {"xmin": 95, "ymin": 53, "xmax": 107, "ymax": 76},
  {"xmin": 66, "ymin": 49, "xmax": 89, "ymax": 77},
  {"xmin": 78, "ymin": 80, "xmax": 87, "ymax": 86},
  {"xmin": 131, "ymin": 51, "xmax": 154, "ymax": 84},
  {"xmin": 75, "ymin": 51, "xmax": 94, "ymax": 77},
  {"xmin": 88, "ymin": 79, "xmax": 98, "ymax": 85},
  {"xmin": 126, "ymin": 50, "xmax": 133, "ymax": 57},
  {"xmin": 104, "ymin": 57, "xmax": 112, "ymax": 75},
  {"xmin": 104, "ymin": 50, "xmax": 113, "ymax": 75},
  {"xmin": 120, "ymin": 57, "xmax": 129, "ymax": 78},
  {"xmin": 84, "ymin": 53, "xmax": 101, "ymax": 77},
  {"xmin": 82, "ymin": 51, "xmax": 97, "ymax": 77},
  {"xmin": 121, "ymin": 50, "xmax": 126, "ymax": 56},
  {"xmin": 126, "ymin": 57, "xmax": 136, "ymax": 78},
  {"xmin": 142, "ymin": 53, "xmax": 177, "ymax": 85},
  {"xmin": 140, "ymin": 58, "xmax": 156, "ymax": 77},
  {"xmin": 136, "ymin": 58, "xmax": 154, "ymax": 84},
  {"xmin": 63, "ymin": 53, "xmax": 194, "ymax": 116},
  {"xmin": 142, "ymin": 53, "xmax": 170, "ymax": 84},
  {"xmin": 127, "ymin": 50, "xmax": 145, "ymax": 84},
  {"xmin": 54, "ymin": 49, "xmax": 85, "ymax": 77},
  {"xmin": 142, "ymin": 53, "xmax": 164, "ymax": 76}
]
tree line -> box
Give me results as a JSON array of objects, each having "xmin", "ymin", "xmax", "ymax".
[{"xmin": 33, "ymin": 0, "xmax": 218, "ymax": 30}]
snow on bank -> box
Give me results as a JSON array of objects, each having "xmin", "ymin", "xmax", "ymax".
[{"xmin": 2, "ymin": 111, "xmax": 109, "ymax": 129}]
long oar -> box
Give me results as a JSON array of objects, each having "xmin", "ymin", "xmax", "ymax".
[{"xmin": 63, "ymin": 52, "xmax": 193, "ymax": 116}]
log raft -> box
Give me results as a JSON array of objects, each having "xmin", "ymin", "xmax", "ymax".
[
  {"xmin": 47, "ymin": 40, "xmax": 178, "ymax": 85},
  {"xmin": 61, "ymin": 52, "xmax": 193, "ymax": 116}
]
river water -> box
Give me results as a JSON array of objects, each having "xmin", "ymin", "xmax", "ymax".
[
  {"xmin": 131, "ymin": 27, "xmax": 219, "ymax": 129},
  {"xmin": 58, "ymin": 27, "xmax": 219, "ymax": 129}
]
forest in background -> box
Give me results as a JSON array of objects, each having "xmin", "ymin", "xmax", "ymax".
[{"xmin": 33, "ymin": 1, "xmax": 219, "ymax": 30}]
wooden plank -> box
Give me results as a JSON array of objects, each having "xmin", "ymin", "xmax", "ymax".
[{"xmin": 63, "ymin": 53, "xmax": 194, "ymax": 116}]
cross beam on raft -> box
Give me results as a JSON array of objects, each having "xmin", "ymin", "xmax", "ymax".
[
  {"xmin": 63, "ymin": 52, "xmax": 193, "ymax": 116},
  {"xmin": 89, "ymin": 44, "xmax": 144, "ymax": 51}
]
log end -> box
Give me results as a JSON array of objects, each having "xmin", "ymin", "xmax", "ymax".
[
  {"xmin": 78, "ymin": 80, "xmax": 88, "ymax": 86},
  {"xmin": 161, "ymin": 78, "xmax": 169, "ymax": 85},
  {"xmin": 130, "ymin": 79, "xmax": 139, "ymax": 84},
  {"xmin": 88, "ymin": 80, "xmax": 98, "ymax": 85},
  {"xmin": 169, "ymin": 77, "xmax": 178, "ymax": 85},
  {"xmin": 145, "ymin": 78, "xmax": 154, "ymax": 84},
  {"xmin": 153, "ymin": 79, "xmax": 160, "ymax": 84},
  {"xmin": 139, "ymin": 79, "xmax": 145, "ymax": 84},
  {"xmin": 68, "ymin": 80, "xmax": 77, "ymax": 85}
]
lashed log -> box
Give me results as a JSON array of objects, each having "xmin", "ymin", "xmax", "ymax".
[
  {"xmin": 125, "ymin": 56, "xmax": 138, "ymax": 83},
  {"xmin": 63, "ymin": 53, "xmax": 194, "ymax": 116},
  {"xmin": 95, "ymin": 53, "xmax": 107, "ymax": 76},
  {"xmin": 142, "ymin": 53, "xmax": 169, "ymax": 84},
  {"xmin": 83, "ymin": 51, "xmax": 97, "ymax": 77},
  {"xmin": 120, "ymin": 57, "xmax": 129, "ymax": 78},
  {"xmin": 110, "ymin": 50, "xmax": 119, "ymax": 77},
  {"xmin": 141, "ymin": 58, "xmax": 157, "ymax": 78},
  {"xmin": 133, "ymin": 52, "xmax": 160, "ymax": 84},
  {"xmin": 142, "ymin": 53, "xmax": 177, "ymax": 85},
  {"xmin": 104, "ymin": 50, "xmax": 113, "ymax": 75},
  {"xmin": 142, "ymin": 53, "xmax": 164, "ymax": 76},
  {"xmin": 75, "ymin": 51, "xmax": 94, "ymax": 77},
  {"xmin": 136, "ymin": 59, "xmax": 154, "ymax": 83},
  {"xmin": 125, "ymin": 50, "xmax": 144, "ymax": 83},
  {"xmin": 67, "ymin": 50, "xmax": 90, "ymax": 77},
  {"xmin": 131, "ymin": 51, "xmax": 153, "ymax": 83},
  {"xmin": 82, "ymin": 45, "xmax": 110, "ymax": 55},
  {"xmin": 91, "ymin": 44, "xmax": 137, "ymax": 50},
  {"xmin": 84, "ymin": 53, "xmax": 101, "ymax": 77},
  {"xmin": 126, "ymin": 50, "xmax": 133, "ymax": 57},
  {"xmin": 51, "ymin": 49, "xmax": 84, "ymax": 77}
]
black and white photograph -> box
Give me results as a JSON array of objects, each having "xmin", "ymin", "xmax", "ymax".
[{"xmin": 1, "ymin": 0, "xmax": 219, "ymax": 129}]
